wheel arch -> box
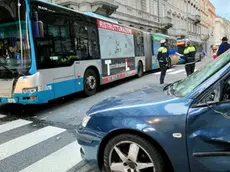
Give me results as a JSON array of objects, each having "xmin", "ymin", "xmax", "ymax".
[
  {"xmin": 138, "ymin": 58, "xmax": 145, "ymax": 72},
  {"xmin": 84, "ymin": 65, "xmax": 101, "ymax": 85},
  {"xmin": 97, "ymin": 128, "xmax": 175, "ymax": 172}
]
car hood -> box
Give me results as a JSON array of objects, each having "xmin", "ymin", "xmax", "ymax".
[{"xmin": 87, "ymin": 85, "xmax": 192, "ymax": 117}]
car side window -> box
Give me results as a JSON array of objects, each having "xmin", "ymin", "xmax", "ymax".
[{"xmin": 221, "ymin": 78, "xmax": 230, "ymax": 102}]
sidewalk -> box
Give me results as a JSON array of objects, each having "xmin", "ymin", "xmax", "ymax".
[{"xmin": 198, "ymin": 56, "xmax": 213, "ymax": 69}]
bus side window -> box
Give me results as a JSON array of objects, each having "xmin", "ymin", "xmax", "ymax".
[
  {"xmin": 134, "ymin": 31, "xmax": 145, "ymax": 57},
  {"xmin": 33, "ymin": 11, "xmax": 74, "ymax": 69},
  {"xmin": 72, "ymin": 20, "xmax": 100, "ymax": 60}
]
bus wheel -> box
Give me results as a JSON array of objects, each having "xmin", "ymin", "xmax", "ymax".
[
  {"xmin": 84, "ymin": 69, "xmax": 98, "ymax": 96},
  {"xmin": 137, "ymin": 61, "xmax": 144, "ymax": 78}
]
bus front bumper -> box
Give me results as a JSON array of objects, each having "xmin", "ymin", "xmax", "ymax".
[{"xmin": 0, "ymin": 91, "xmax": 49, "ymax": 104}]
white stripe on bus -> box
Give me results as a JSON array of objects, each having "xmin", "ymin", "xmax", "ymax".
[
  {"xmin": 0, "ymin": 119, "xmax": 32, "ymax": 134},
  {"xmin": 0, "ymin": 114, "xmax": 6, "ymax": 119},
  {"xmin": 20, "ymin": 141, "xmax": 82, "ymax": 172},
  {"xmin": 0, "ymin": 126, "xmax": 66, "ymax": 161}
]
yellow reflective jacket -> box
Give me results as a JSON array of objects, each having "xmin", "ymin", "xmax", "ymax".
[{"xmin": 157, "ymin": 46, "xmax": 168, "ymax": 64}]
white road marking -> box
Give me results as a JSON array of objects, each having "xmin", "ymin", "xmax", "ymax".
[
  {"xmin": 168, "ymin": 69, "xmax": 185, "ymax": 75},
  {"xmin": 20, "ymin": 141, "xmax": 82, "ymax": 172},
  {"xmin": 154, "ymin": 69, "xmax": 174, "ymax": 75},
  {"xmin": 0, "ymin": 119, "xmax": 32, "ymax": 134},
  {"xmin": 0, "ymin": 114, "xmax": 6, "ymax": 119},
  {"xmin": 0, "ymin": 126, "xmax": 66, "ymax": 161}
]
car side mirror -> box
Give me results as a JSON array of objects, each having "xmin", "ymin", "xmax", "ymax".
[{"xmin": 206, "ymin": 92, "xmax": 216, "ymax": 102}]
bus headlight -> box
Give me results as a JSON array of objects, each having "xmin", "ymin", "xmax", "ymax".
[
  {"xmin": 22, "ymin": 87, "xmax": 38, "ymax": 94},
  {"xmin": 82, "ymin": 116, "xmax": 91, "ymax": 127}
]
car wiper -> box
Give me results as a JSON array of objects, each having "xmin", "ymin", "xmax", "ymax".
[{"xmin": 164, "ymin": 80, "xmax": 182, "ymax": 96}]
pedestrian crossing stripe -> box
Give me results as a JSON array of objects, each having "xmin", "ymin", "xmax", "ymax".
[
  {"xmin": 20, "ymin": 142, "xmax": 81, "ymax": 172},
  {"xmin": 168, "ymin": 69, "xmax": 185, "ymax": 75},
  {"xmin": 0, "ymin": 119, "xmax": 32, "ymax": 134},
  {"xmin": 0, "ymin": 126, "xmax": 66, "ymax": 161},
  {"xmin": 154, "ymin": 68, "xmax": 198, "ymax": 75},
  {"xmin": 0, "ymin": 118, "xmax": 83, "ymax": 172}
]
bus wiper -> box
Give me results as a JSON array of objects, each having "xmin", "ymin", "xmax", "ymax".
[
  {"xmin": 0, "ymin": 63, "xmax": 17, "ymax": 76},
  {"xmin": 0, "ymin": 64, "xmax": 25, "ymax": 77}
]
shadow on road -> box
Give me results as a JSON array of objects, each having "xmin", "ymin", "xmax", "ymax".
[{"xmin": 0, "ymin": 70, "xmax": 159, "ymax": 118}]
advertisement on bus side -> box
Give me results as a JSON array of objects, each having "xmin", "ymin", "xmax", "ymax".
[
  {"xmin": 101, "ymin": 57, "xmax": 135, "ymax": 77},
  {"xmin": 97, "ymin": 20, "xmax": 135, "ymax": 59}
]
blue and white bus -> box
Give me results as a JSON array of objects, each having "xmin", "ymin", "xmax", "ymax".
[
  {"xmin": 0, "ymin": 0, "xmax": 165, "ymax": 104},
  {"xmin": 177, "ymin": 39, "xmax": 205, "ymax": 62},
  {"xmin": 151, "ymin": 33, "xmax": 178, "ymax": 68}
]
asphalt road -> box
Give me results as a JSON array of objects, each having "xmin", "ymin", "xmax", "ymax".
[{"xmin": 0, "ymin": 57, "xmax": 211, "ymax": 172}]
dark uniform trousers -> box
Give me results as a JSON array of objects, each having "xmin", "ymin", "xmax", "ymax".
[
  {"xmin": 159, "ymin": 63, "xmax": 167, "ymax": 84},
  {"xmin": 158, "ymin": 46, "xmax": 168, "ymax": 84},
  {"xmin": 185, "ymin": 59, "xmax": 195, "ymax": 76},
  {"xmin": 184, "ymin": 46, "xmax": 196, "ymax": 76}
]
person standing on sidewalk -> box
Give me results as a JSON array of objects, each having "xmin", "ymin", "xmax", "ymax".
[
  {"xmin": 157, "ymin": 39, "xmax": 169, "ymax": 84},
  {"xmin": 217, "ymin": 37, "xmax": 230, "ymax": 57},
  {"xmin": 183, "ymin": 39, "xmax": 196, "ymax": 76}
]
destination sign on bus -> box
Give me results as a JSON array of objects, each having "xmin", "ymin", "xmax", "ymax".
[{"xmin": 97, "ymin": 20, "xmax": 133, "ymax": 34}]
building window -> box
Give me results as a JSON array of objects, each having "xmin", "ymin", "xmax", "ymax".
[
  {"xmin": 141, "ymin": 0, "xmax": 147, "ymax": 11},
  {"xmin": 153, "ymin": 0, "xmax": 158, "ymax": 16},
  {"xmin": 162, "ymin": 4, "xmax": 165, "ymax": 17}
]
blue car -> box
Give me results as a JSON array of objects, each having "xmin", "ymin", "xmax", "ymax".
[{"xmin": 77, "ymin": 51, "xmax": 230, "ymax": 172}]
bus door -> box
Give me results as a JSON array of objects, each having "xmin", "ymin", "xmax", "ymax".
[{"xmin": 151, "ymin": 34, "xmax": 162, "ymax": 69}]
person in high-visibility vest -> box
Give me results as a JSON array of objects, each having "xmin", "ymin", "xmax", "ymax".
[
  {"xmin": 183, "ymin": 39, "xmax": 196, "ymax": 76},
  {"xmin": 157, "ymin": 39, "xmax": 169, "ymax": 84}
]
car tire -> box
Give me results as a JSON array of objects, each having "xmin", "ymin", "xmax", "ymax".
[
  {"xmin": 84, "ymin": 68, "xmax": 98, "ymax": 96},
  {"xmin": 137, "ymin": 61, "xmax": 144, "ymax": 78},
  {"xmin": 103, "ymin": 134, "xmax": 165, "ymax": 172}
]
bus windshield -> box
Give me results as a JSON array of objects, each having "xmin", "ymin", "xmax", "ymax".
[{"xmin": 0, "ymin": 0, "xmax": 31, "ymax": 78}]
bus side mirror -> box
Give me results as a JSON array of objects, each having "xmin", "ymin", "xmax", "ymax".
[
  {"xmin": 38, "ymin": 21, "xmax": 44, "ymax": 38},
  {"xmin": 32, "ymin": 21, "xmax": 44, "ymax": 38},
  {"xmin": 31, "ymin": 11, "xmax": 44, "ymax": 38}
]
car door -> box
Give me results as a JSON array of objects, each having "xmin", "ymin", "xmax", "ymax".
[{"xmin": 187, "ymin": 74, "xmax": 230, "ymax": 172}]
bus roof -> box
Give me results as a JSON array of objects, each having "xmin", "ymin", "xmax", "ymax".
[
  {"xmin": 31, "ymin": 0, "xmax": 84, "ymax": 15},
  {"xmin": 152, "ymin": 33, "xmax": 176, "ymax": 39},
  {"xmin": 31, "ymin": 0, "xmax": 119, "ymax": 24},
  {"xmin": 83, "ymin": 12, "xmax": 119, "ymax": 24},
  {"xmin": 177, "ymin": 39, "xmax": 202, "ymax": 43}
]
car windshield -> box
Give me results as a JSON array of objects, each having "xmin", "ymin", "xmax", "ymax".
[
  {"xmin": 170, "ymin": 49, "xmax": 230, "ymax": 97},
  {"xmin": 0, "ymin": 0, "xmax": 31, "ymax": 78}
]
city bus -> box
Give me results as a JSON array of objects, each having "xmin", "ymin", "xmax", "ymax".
[
  {"xmin": 0, "ymin": 0, "xmax": 166, "ymax": 105},
  {"xmin": 151, "ymin": 33, "xmax": 178, "ymax": 68},
  {"xmin": 177, "ymin": 39, "xmax": 204, "ymax": 63}
]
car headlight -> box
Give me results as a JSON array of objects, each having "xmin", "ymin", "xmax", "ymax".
[
  {"xmin": 82, "ymin": 116, "xmax": 91, "ymax": 127},
  {"xmin": 22, "ymin": 87, "xmax": 38, "ymax": 94}
]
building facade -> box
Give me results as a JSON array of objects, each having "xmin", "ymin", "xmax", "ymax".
[
  {"xmin": 53, "ymin": 0, "xmax": 164, "ymax": 32},
  {"xmin": 200, "ymin": 0, "xmax": 215, "ymax": 56},
  {"xmin": 214, "ymin": 16, "xmax": 230, "ymax": 46},
  {"xmin": 47, "ymin": 0, "xmax": 203, "ymax": 41},
  {"xmin": 163, "ymin": 0, "xmax": 201, "ymax": 40}
]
